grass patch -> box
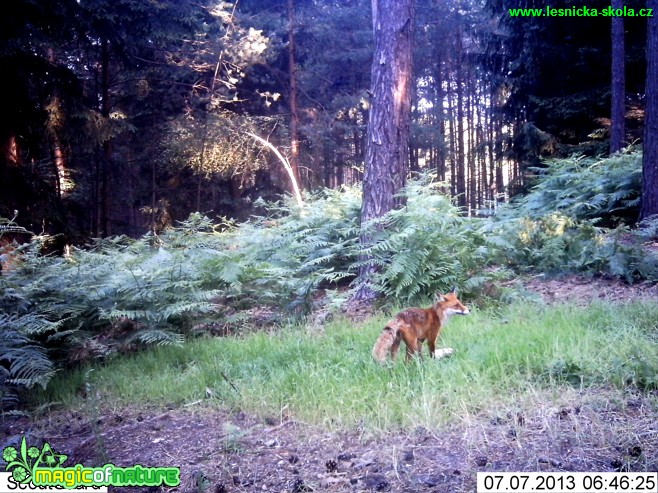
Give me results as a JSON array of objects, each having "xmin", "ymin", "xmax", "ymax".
[{"xmin": 36, "ymin": 301, "xmax": 658, "ymax": 431}]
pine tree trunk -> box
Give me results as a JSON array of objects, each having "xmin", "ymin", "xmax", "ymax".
[
  {"xmin": 488, "ymin": 84, "xmax": 496, "ymax": 203},
  {"xmin": 436, "ymin": 60, "xmax": 446, "ymax": 181},
  {"xmin": 610, "ymin": 0, "xmax": 625, "ymax": 154},
  {"xmin": 642, "ymin": 0, "xmax": 658, "ymax": 220},
  {"xmin": 447, "ymin": 82, "xmax": 457, "ymax": 198},
  {"xmin": 100, "ymin": 39, "xmax": 111, "ymax": 237},
  {"xmin": 477, "ymin": 90, "xmax": 488, "ymax": 209},
  {"xmin": 288, "ymin": 0, "xmax": 302, "ymax": 190},
  {"xmin": 354, "ymin": 0, "xmax": 414, "ymax": 302},
  {"xmin": 46, "ymin": 49, "xmax": 66, "ymax": 200},
  {"xmin": 467, "ymin": 72, "xmax": 477, "ymax": 213},
  {"xmin": 455, "ymin": 30, "xmax": 466, "ymax": 209}
]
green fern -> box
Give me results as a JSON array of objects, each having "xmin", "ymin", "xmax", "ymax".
[
  {"xmin": 360, "ymin": 173, "xmax": 494, "ymax": 303},
  {"xmin": 0, "ymin": 309, "xmax": 56, "ymax": 408},
  {"xmin": 488, "ymin": 149, "xmax": 658, "ymax": 282},
  {"xmin": 511, "ymin": 149, "xmax": 641, "ymax": 226}
]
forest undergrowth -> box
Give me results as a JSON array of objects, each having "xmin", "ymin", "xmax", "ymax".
[
  {"xmin": 1, "ymin": 151, "xmax": 658, "ymax": 493},
  {"xmin": 1, "ymin": 149, "xmax": 657, "ymax": 413},
  {"xmin": 36, "ymin": 300, "xmax": 658, "ymax": 432}
]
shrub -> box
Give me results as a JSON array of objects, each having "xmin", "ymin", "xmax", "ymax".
[
  {"xmin": 361, "ymin": 174, "xmax": 493, "ymax": 302},
  {"xmin": 487, "ymin": 149, "xmax": 658, "ymax": 281},
  {"xmin": 512, "ymin": 149, "xmax": 641, "ymax": 227}
]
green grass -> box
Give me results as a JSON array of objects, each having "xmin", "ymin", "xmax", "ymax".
[{"xmin": 36, "ymin": 301, "xmax": 658, "ymax": 431}]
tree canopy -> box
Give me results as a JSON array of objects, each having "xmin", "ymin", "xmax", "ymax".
[{"xmin": 0, "ymin": 0, "xmax": 653, "ymax": 239}]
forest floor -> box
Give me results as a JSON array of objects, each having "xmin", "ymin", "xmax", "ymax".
[{"xmin": 2, "ymin": 275, "xmax": 657, "ymax": 493}]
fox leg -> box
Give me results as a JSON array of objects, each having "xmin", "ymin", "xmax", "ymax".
[
  {"xmin": 399, "ymin": 328, "xmax": 421, "ymax": 361},
  {"xmin": 428, "ymin": 337, "xmax": 436, "ymax": 358},
  {"xmin": 405, "ymin": 340, "xmax": 421, "ymax": 361},
  {"xmin": 390, "ymin": 334, "xmax": 402, "ymax": 360}
]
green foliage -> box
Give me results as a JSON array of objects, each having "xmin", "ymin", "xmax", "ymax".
[
  {"xmin": 0, "ymin": 309, "xmax": 54, "ymax": 399},
  {"xmin": 5, "ymin": 165, "xmax": 657, "ymax": 406},
  {"xmin": 0, "ymin": 190, "xmax": 362, "ymax": 399},
  {"xmin": 206, "ymin": 187, "xmax": 361, "ymax": 315},
  {"xmin": 486, "ymin": 213, "xmax": 604, "ymax": 274},
  {"xmin": 512, "ymin": 150, "xmax": 642, "ymax": 226},
  {"xmin": 36, "ymin": 301, "xmax": 658, "ymax": 430},
  {"xmin": 1, "ymin": 175, "xmax": 498, "ymax": 402},
  {"xmin": 488, "ymin": 150, "xmax": 658, "ymax": 281},
  {"xmin": 0, "ymin": 238, "xmax": 82, "ymax": 403},
  {"xmin": 361, "ymin": 175, "xmax": 493, "ymax": 302},
  {"xmin": 0, "ymin": 217, "xmax": 224, "ymax": 401},
  {"xmin": 489, "ymin": 213, "xmax": 658, "ymax": 281}
]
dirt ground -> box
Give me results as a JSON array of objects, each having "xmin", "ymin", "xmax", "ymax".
[
  {"xmin": 2, "ymin": 276, "xmax": 657, "ymax": 493},
  {"xmin": 516, "ymin": 274, "xmax": 658, "ymax": 305}
]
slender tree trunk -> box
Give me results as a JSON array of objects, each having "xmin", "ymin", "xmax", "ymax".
[
  {"xmin": 610, "ymin": 0, "xmax": 626, "ymax": 154},
  {"xmin": 447, "ymin": 78, "xmax": 457, "ymax": 197},
  {"xmin": 641, "ymin": 0, "xmax": 658, "ymax": 220},
  {"xmin": 354, "ymin": 0, "xmax": 414, "ymax": 302},
  {"xmin": 46, "ymin": 49, "xmax": 66, "ymax": 199},
  {"xmin": 487, "ymin": 85, "xmax": 496, "ymax": 204},
  {"xmin": 410, "ymin": 146, "xmax": 419, "ymax": 172},
  {"xmin": 436, "ymin": 60, "xmax": 446, "ymax": 181},
  {"xmin": 495, "ymin": 121, "xmax": 505, "ymax": 202},
  {"xmin": 100, "ymin": 39, "xmax": 112, "ymax": 237},
  {"xmin": 467, "ymin": 71, "xmax": 477, "ymax": 213},
  {"xmin": 477, "ymin": 90, "xmax": 488, "ymax": 210},
  {"xmin": 455, "ymin": 31, "xmax": 466, "ymax": 209},
  {"xmin": 288, "ymin": 0, "xmax": 302, "ymax": 189},
  {"xmin": 151, "ymin": 149, "xmax": 157, "ymax": 235}
]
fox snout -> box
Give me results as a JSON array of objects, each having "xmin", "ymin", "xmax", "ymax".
[{"xmin": 446, "ymin": 306, "xmax": 470, "ymax": 316}]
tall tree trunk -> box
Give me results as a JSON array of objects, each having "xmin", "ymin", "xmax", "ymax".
[
  {"xmin": 477, "ymin": 89, "xmax": 488, "ymax": 210},
  {"xmin": 435, "ymin": 60, "xmax": 446, "ymax": 181},
  {"xmin": 610, "ymin": 0, "xmax": 626, "ymax": 154},
  {"xmin": 467, "ymin": 70, "xmax": 477, "ymax": 213},
  {"xmin": 288, "ymin": 0, "xmax": 302, "ymax": 189},
  {"xmin": 354, "ymin": 0, "xmax": 414, "ymax": 302},
  {"xmin": 447, "ymin": 78, "xmax": 457, "ymax": 197},
  {"xmin": 100, "ymin": 39, "xmax": 112, "ymax": 237},
  {"xmin": 46, "ymin": 49, "xmax": 66, "ymax": 199},
  {"xmin": 641, "ymin": 0, "xmax": 658, "ymax": 220},
  {"xmin": 455, "ymin": 30, "xmax": 466, "ymax": 209},
  {"xmin": 487, "ymin": 84, "xmax": 496, "ymax": 204}
]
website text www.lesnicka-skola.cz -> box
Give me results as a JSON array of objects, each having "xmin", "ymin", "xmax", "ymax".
[{"xmin": 508, "ymin": 5, "xmax": 653, "ymax": 17}]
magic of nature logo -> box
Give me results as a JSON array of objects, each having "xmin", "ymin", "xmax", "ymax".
[{"xmin": 2, "ymin": 437, "xmax": 179, "ymax": 490}]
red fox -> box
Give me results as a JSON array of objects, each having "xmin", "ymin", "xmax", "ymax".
[{"xmin": 372, "ymin": 289, "xmax": 470, "ymax": 362}]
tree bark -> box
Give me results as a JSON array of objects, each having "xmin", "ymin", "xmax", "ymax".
[
  {"xmin": 100, "ymin": 38, "xmax": 112, "ymax": 237},
  {"xmin": 447, "ymin": 77, "xmax": 457, "ymax": 198},
  {"xmin": 610, "ymin": 0, "xmax": 625, "ymax": 154},
  {"xmin": 46, "ymin": 49, "xmax": 66, "ymax": 199},
  {"xmin": 641, "ymin": 0, "xmax": 658, "ymax": 220},
  {"xmin": 467, "ymin": 69, "xmax": 477, "ymax": 213},
  {"xmin": 288, "ymin": 0, "xmax": 302, "ymax": 189},
  {"xmin": 455, "ymin": 30, "xmax": 466, "ymax": 209},
  {"xmin": 436, "ymin": 59, "xmax": 446, "ymax": 181},
  {"xmin": 354, "ymin": 0, "xmax": 414, "ymax": 301}
]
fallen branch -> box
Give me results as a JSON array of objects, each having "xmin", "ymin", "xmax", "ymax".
[{"xmin": 246, "ymin": 132, "xmax": 304, "ymax": 208}]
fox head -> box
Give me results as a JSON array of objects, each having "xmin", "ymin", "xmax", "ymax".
[{"xmin": 434, "ymin": 289, "xmax": 470, "ymax": 316}]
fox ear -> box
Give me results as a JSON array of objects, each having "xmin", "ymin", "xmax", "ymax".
[
  {"xmin": 434, "ymin": 292, "xmax": 447, "ymax": 303},
  {"xmin": 450, "ymin": 286, "xmax": 457, "ymax": 294}
]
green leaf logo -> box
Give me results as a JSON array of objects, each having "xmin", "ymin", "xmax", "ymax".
[{"xmin": 2, "ymin": 438, "xmax": 67, "ymax": 484}]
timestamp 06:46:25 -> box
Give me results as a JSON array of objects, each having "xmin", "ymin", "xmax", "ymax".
[{"xmin": 477, "ymin": 472, "xmax": 658, "ymax": 493}]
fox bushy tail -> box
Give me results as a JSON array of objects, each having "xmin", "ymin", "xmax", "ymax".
[{"xmin": 372, "ymin": 326, "xmax": 397, "ymax": 363}]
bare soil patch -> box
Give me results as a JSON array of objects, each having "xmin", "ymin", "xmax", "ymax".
[
  {"xmin": 518, "ymin": 274, "xmax": 658, "ymax": 305},
  {"xmin": 2, "ymin": 394, "xmax": 656, "ymax": 493}
]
